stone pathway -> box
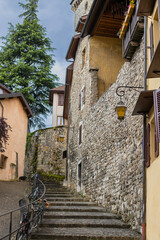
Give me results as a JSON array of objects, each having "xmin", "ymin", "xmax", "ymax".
[{"xmin": 31, "ymin": 181, "xmax": 141, "ymax": 240}]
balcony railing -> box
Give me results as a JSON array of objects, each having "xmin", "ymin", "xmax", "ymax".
[{"xmin": 122, "ymin": 1, "xmax": 144, "ymax": 60}]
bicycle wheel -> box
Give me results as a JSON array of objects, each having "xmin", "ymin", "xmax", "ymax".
[{"xmin": 16, "ymin": 229, "xmax": 26, "ymax": 240}]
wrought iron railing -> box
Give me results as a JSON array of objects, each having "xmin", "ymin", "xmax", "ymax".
[{"xmin": 0, "ymin": 174, "xmax": 46, "ymax": 240}]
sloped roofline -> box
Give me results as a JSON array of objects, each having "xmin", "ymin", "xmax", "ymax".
[{"xmin": 0, "ymin": 93, "xmax": 33, "ymax": 118}]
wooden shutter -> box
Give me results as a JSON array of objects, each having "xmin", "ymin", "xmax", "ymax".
[
  {"xmin": 79, "ymin": 93, "xmax": 81, "ymax": 110},
  {"xmin": 150, "ymin": 22, "xmax": 154, "ymax": 61},
  {"xmin": 83, "ymin": 87, "xmax": 86, "ymax": 104},
  {"xmin": 153, "ymin": 89, "xmax": 160, "ymax": 157},
  {"xmin": 145, "ymin": 124, "xmax": 151, "ymax": 168}
]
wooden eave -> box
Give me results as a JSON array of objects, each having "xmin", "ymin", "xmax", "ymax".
[
  {"xmin": 66, "ymin": 34, "xmax": 80, "ymax": 60},
  {"xmin": 137, "ymin": 0, "xmax": 156, "ymax": 16},
  {"xmin": 63, "ymin": 64, "xmax": 73, "ymax": 120},
  {"xmin": 76, "ymin": 15, "xmax": 88, "ymax": 33},
  {"xmin": 81, "ymin": 0, "xmax": 126, "ymax": 38},
  {"xmin": 132, "ymin": 90, "xmax": 154, "ymax": 115},
  {"xmin": 146, "ymin": 40, "xmax": 160, "ymax": 78},
  {"xmin": 0, "ymin": 83, "xmax": 12, "ymax": 94},
  {"xmin": 0, "ymin": 93, "xmax": 33, "ymax": 118}
]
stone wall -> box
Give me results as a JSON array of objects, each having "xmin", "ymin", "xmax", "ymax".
[
  {"xmin": 68, "ymin": 38, "xmax": 144, "ymax": 232},
  {"xmin": 25, "ymin": 126, "xmax": 67, "ymax": 177}
]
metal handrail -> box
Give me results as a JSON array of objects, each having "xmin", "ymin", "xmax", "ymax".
[{"xmin": 0, "ymin": 176, "xmax": 46, "ymax": 240}]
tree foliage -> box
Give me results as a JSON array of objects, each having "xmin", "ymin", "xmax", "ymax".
[
  {"xmin": 0, "ymin": 117, "xmax": 12, "ymax": 152},
  {"xmin": 0, "ymin": 0, "xmax": 58, "ymax": 128}
]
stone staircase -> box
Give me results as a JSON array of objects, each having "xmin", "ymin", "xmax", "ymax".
[{"xmin": 31, "ymin": 181, "xmax": 141, "ymax": 240}]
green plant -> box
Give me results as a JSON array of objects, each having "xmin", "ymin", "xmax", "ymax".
[{"xmin": 10, "ymin": 163, "xmax": 16, "ymax": 167}]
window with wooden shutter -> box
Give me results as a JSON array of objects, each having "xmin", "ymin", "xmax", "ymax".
[
  {"xmin": 145, "ymin": 124, "xmax": 151, "ymax": 168},
  {"xmin": 153, "ymin": 89, "xmax": 160, "ymax": 157},
  {"xmin": 150, "ymin": 22, "xmax": 154, "ymax": 61},
  {"xmin": 58, "ymin": 94, "xmax": 64, "ymax": 106}
]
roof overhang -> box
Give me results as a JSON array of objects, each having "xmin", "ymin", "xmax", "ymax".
[
  {"xmin": 66, "ymin": 34, "xmax": 80, "ymax": 60},
  {"xmin": 81, "ymin": 0, "xmax": 125, "ymax": 38},
  {"xmin": 146, "ymin": 40, "xmax": 160, "ymax": 78},
  {"xmin": 63, "ymin": 64, "xmax": 74, "ymax": 120},
  {"xmin": 0, "ymin": 93, "xmax": 33, "ymax": 118},
  {"xmin": 0, "ymin": 83, "xmax": 12, "ymax": 94},
  {"xmin": 137, "ymin": 0, "xmax": 156, "ymax": 16},
  {"xmin": 132, "ymin": 90, "xmax": 154, "ymax": 115}
]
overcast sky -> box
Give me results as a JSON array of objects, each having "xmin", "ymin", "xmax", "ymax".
[{"xmin": 0, "ymin": 0, "xmax": 74, "ymax": 128}]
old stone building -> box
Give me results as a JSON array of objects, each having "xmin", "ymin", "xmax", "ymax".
[
  {"xmin": 25, "ymin": 126, "xmax": 67, "ymax": 178},
  {"xmin": 64, "ymin": 0, "xmax": 145, "ymax": 232}
]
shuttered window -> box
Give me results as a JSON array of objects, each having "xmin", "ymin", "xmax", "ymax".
[
  {"xmin": 145, "ymin": 124, "xmax": 151, "ymax": 168},
  {"xmin": 150, "ymin": 22, "xmax": 154, "ymax": 61},
  {"xmin": 58, "ymin": 94, "xmax": 64, "ymax": 106},
  {"xmin": 153, "ymin": 89, "xmax": 160, "ymax": 157}
]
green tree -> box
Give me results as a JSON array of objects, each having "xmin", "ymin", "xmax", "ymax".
[{"xmin": 0, "ymin": 0, "xmax": 58, "ymax": 128}]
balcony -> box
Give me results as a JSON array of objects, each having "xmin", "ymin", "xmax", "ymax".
[{"xmin": 122, "ymin": 2, "xmax": 144, "ymax": 60}]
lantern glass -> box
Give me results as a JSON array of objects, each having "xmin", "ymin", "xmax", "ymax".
[
  {"xmin": 59, "ymin": 135, "xmax": 64, "ymax": 142},
  {"xmin": 116, "ymin": 101, "xmax": 127, "ymax": 120}
]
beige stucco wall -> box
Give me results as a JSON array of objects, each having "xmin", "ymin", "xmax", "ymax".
[
  {"xmin": 0, "ymin": 98, "xmax": 28, "ymax": 180},
  {"xmin": 146, "ymin": 2, "xmax": 160, "ymax": 238},
  {"xmin": 90, "ymin": 36, "xmax": 124, "ymax": 97}
]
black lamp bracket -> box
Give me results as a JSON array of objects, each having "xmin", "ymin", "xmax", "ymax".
[{"xmin": 116, "ymin": 85, "xmax": 143, "ymax": 98}]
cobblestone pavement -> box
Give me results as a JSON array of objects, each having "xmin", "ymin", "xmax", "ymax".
[{"xmin": 0, "ymin": 181, "xmax": 30, "ymax": 239}]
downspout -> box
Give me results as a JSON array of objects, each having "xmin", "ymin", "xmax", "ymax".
[
  {"xmin": 0, "ymin": 102, "xmax": 4, "ymax": 118},
  {"xmin": 142, "ymin": 16, "xmax": 147, "ymax": 240}
]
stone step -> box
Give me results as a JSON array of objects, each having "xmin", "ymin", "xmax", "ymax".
[
  {"xmin": 43, "ymin": 212, "xmax": 120, "ymax": 219},
  {"xmin": 40, "ymin": 218, "xmax": 130, "ymax": 228},
  {"xmin": 45, "ymin": 206, "xmax": 106, "ymax": 212},
  {"xmin": 31, "ymin": 227, "xmax": 141, "ymax": 240},
  {"xmin": 48, "ymin": 201, "xmax": 96, "ymax": 206},
  {"xmin": 45, "ymin": 193, "xmax": 74, "ymax": 197},
  {"xmin": 45, "ymin": 197, "xmax": 87, "ymax": 202}
]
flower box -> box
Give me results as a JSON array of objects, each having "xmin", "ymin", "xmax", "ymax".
[{"xmin": 119, "ymin": 3, "xmax": 135, "ymax": 39}]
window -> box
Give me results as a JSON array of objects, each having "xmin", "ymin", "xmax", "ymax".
[
  {"xmin": 0, "ymin": 88, "xmax": 3, "ymax": 94},
  {"xmin": 79, "ymin": 123, "xmax": 82, "ymax": 145},
  {"xmin": 0, "ymin": 154, "xmax": 7, "ymax": 169},
  {"xmin": 78, "ymin": 162, "xmax": 82, "ymax": 188},
  {"xmin": 58, "ymin": 94, "xmax": 64, "ymax": 106},
  {"xmin": 82, "ymin": 48, "xmax": 86, "ymax": 69},
  {"xmin": 57, "ymin": 116, "xmax": 64, "ymax": 126},
  {"xmin": 79, "ymin": 86, "xmax": 86, "ymax": 110}
]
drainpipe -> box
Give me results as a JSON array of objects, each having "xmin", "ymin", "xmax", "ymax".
[
  {"xmin": 142, "ymin": 16, "xmax": 147, "ymax": 240},
  {"xmin": 0, "ymin": 102, "xmax": 4, "ymax": 118}
]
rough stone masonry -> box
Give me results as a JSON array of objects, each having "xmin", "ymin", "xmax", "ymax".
[
  {"xmin": 25, "ymin": 126, "xmax": 67, "ymax": 177},
  {"xmin": 68, "ymin": 36, "xmax": 144, "ymax": 232}
]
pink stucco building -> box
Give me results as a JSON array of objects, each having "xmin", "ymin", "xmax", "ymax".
[{"xmin": 0, "ymin": 84, "xmax": 32, "ymax": 180}]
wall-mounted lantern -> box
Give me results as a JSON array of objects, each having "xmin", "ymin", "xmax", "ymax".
[
  {"xmin": 115, "ymin": 100, "xmax": 127, "ymax": 120},
  {"xmin": 59, "ymin": 135, "xmax": 65, "ymax": 143},
  {"xmin": 116, "ymin": 85, "xmax": 143, "ymax": 120}
]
